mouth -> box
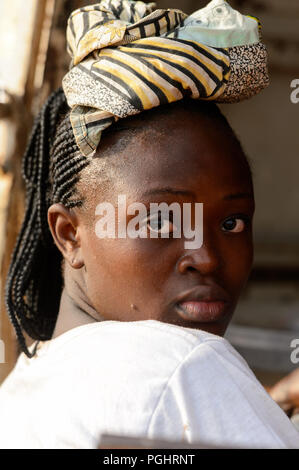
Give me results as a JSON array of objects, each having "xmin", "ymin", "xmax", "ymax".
[{"xmin": 172, "ymin": 285, "xmax": 231, "ymax": 323}]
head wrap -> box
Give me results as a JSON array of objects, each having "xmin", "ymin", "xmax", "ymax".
[{"xmin": 62, "ymin": 0, "xmax": 269, "ymax": 157}]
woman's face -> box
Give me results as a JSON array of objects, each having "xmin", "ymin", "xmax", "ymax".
[{"xmin": 58, "ymin": 107, "xmax": 255, "ymax": 336}]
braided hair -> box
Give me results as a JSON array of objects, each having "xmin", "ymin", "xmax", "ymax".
[{"xmin": 5, "ymin": 88, "xmax": 90, "ymax": 358}]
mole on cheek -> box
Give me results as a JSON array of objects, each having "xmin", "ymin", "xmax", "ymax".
[{"xmin": 130, "ymin": 304, "xmax": 139, "ymax": 311}]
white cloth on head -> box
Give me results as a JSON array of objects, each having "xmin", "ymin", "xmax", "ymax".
[
  {"xmin": 165, "ymin": 0, "xmax": 260, "ymax": 47},
  {"xmin": 0, "ymin": 320, "xmax": 298, "ymax": 449}
]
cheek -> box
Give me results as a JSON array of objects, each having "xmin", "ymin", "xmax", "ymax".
[
  {"xmin": 82, "ymin": 237, "xmax": 136, "ymax": 298},
  {"xmin": 224, "ymin": 237, "xmax": 253, "ymax": 293},
  {"xmin": 80, "ymin": 231, "xmax": 172, "ymax": 314}
]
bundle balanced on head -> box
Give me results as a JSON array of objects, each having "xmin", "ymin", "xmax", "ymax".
[{"xmin": 1, "ymin": 0, "xmax": 298, "ymax": 449}]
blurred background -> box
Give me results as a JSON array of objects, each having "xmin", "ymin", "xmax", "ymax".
[{"xmin": 0, "ymin": 0, "xmax": 298, "ymax": 387}]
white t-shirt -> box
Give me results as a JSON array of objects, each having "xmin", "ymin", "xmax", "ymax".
[{"xmin": 0, "ymin": 319, "xmax": 298, "ymax": 449}]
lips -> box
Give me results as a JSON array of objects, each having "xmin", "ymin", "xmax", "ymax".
[{"xmin": 172, "ymin": 285, "xmax": 231, "ymax": 323}]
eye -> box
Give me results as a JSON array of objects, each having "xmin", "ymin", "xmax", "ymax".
[
  {"xmin": 146, "ymin": 212, "xmax": 174, "ymax": 235},
  {"xmin": 221, "ymin": 216, "xmax": 250, "ymax": 233},
  {"xmin": 141, "ymin": 211, "xmax": 176, "ymax": 238}
]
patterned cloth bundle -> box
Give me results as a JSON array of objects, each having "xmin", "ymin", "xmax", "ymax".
[{"xmin": 62, "ymin": 0, "xmax": 269, "ymax": 157}]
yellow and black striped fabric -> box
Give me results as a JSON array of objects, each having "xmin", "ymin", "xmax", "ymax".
[{"xmin": 62, "ymin": 0, "xmax": 268, "ymax": 157}]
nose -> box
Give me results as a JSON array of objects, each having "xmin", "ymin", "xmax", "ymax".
[{"xmin": 176, "ymin": 241, "xmax": 223, "ymax": 276}]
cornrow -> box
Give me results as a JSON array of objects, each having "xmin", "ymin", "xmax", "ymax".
[{"xmin": 5, "ymin": 87, "xmax": 90, "ymax": 358}]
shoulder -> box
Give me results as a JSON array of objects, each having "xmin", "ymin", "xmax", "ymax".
[
  {"xmin": 11, "ymin": 320, "xmax": 254, "ymax": 396},
  {"xmin": 28, "ymin": 319, "xmax": 250, "ymax": 405},
  {"xmin": 23, "ymin": 320, "xmax": 244, "ymax": 446},
  {"xmin": 30, "ymin": 320, "xmax": 257, "ymax": 416},
  {"xmin": 34, "ymin": 319, "xmax": 238, "ymax": 371}
]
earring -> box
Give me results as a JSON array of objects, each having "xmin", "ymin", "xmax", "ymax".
[{"xmin": 71, "ymin": 257, "xmax": 84, "ymax": 269}]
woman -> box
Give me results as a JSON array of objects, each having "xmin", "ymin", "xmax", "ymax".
[{"xmin": 0, "ymin": 0, "xmax": 298, "ymax": 449}]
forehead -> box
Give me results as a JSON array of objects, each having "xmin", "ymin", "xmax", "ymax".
[{"xmin": 94, "ymin": 109, "xmax": 253, "ymax": 204}]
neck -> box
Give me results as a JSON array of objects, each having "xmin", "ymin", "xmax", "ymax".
[{"xmin": 52, "ymin": 262, "xmax": 104, "ymax": 338}]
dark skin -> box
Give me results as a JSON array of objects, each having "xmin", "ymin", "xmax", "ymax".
[
  {"xmin": 48, "ymin": 105, "xmax": 255, "ymax": 338},
  {"xmin": 269, "ymin": 369, "xmax": 299, "ymax": 418}
]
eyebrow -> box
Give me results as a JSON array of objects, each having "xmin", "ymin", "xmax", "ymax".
[
  {"xmin": 141, "ymin": 188, "xmax": 253, "ymax": 200},
  {"xmin": 141, "ymin": 187, "xmax": 195, "ymax": 198},
  {"xmin": 223, "ymin": 192, "xmax": 254, "ymax": 200}
]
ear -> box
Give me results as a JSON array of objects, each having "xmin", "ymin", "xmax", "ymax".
[{"xmin": 48, "ymin": 203, "xmax": 84, "ymax": 269}]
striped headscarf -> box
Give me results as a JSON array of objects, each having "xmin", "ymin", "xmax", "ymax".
[{"xmin": 62, "ymin": 0, "xmax": 269, "ymax": 157}]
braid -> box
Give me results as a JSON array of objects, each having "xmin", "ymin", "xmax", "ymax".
[{"xmin": 5, "ymin": 88, "xmax": 90, "ymax": 358}]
